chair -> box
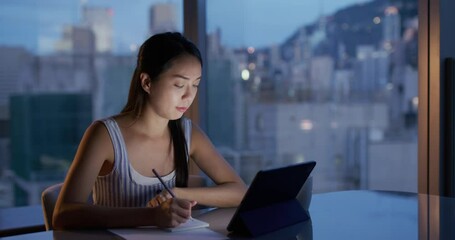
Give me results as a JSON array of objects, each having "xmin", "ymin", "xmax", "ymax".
[{"xmin": 41, "ymin": 183, "xmax": 63, "ymax": 230}]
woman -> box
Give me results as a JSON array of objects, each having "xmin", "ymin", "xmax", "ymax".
[{"xmin": 53, "ymin": 32, "xmax": 247, "ymax": 230}]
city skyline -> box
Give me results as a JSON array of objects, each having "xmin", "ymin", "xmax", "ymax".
[
  {"xmin": 0, "ymin": 0, "xmax": 419, "ymax": 207},
  {"xmin": 0, "ymin": 0, "xmax": 370, "ymax": 54}
]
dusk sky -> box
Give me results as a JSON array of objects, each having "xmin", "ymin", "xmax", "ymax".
[
  {"xmin": 206, "ymin": 0, "xmax": 369, "ymax": 48},
  {"xmin": 0, "ymin": 0, "xmax": 370, "ymax": 53},
  {"xmin": 115, "ymin": 0, "xmax": 370, "ymax": 49}
]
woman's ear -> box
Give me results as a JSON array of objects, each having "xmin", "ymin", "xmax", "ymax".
[{"xmin": 140, "ymin": 73, "xmax": 151, "ymax": 94}]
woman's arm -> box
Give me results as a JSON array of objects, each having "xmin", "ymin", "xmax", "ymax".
[
  {"xmin": 174, "ymin": 123, "xmax": 247, "ymax": 208},
  {"xmin": 54, "ymin": 199, "xmax": 194, "ymax": 229},
  {"xmin": 53, "ymin": 122, "xmax": 194, "ymax": 230}
]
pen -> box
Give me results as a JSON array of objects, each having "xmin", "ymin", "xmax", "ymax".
[{"xmin": 152, "ymin": 169, "xmax": 176, "ymax": 198}]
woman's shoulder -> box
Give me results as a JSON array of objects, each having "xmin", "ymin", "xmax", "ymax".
[
  {"xmin": 92, "ymin": 114, "xmax": 127, "ymax": 129},
  {"xmin": 85, "ymin": 119, "xmax": 110, "ymax": 138},
  {"xmin": 84, "ymin": 114, "xmax": 121, "ymax": 141}
]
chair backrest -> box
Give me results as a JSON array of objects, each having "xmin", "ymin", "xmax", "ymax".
[{"xmin": 41, "ymin": 183, "xmax": 63, "ymax": 230}]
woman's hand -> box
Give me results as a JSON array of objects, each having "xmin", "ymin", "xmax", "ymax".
[
  {"xmin": 153, "ymin": 198, "xmax": 197, "ymax": 228},
  {"xmin": 147, "ymin": 189, "xmax": 174, "ymax": 207}
]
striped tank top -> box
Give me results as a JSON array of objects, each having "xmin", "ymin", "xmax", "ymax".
[{"xmin": 92, "ymin": 117, "xmax": 192, "ymax": 207}]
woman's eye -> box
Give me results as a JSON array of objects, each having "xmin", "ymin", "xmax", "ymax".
[
  {"xmin": 174, "ymin": 84, "xmax": 184, "ymax": 88},
  {"xmin": 193, "ymin": 84, "xmax": 199, "ymax": 88}
]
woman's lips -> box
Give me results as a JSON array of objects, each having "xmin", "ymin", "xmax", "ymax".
[{"xmin": 176, "ymin": 107, "xmax": 188, "ymax": 112}]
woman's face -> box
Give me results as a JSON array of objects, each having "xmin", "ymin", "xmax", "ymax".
[{"xmin": 145, "ymin": 54, "xmax": 202, "ymax": 120}]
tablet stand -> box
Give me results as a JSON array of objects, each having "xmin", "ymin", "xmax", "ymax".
[{"xmin": 235, "ymin": 199, "xmax": 309, "ymax": 237}]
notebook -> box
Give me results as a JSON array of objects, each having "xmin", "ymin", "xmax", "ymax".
[
  {"xmin": 163, "ymin": 217, "xmax": 209, "ymax": 232},
  {"xmin": 226, "ymin": 161, "xmax": 316, "ymax": 236}
]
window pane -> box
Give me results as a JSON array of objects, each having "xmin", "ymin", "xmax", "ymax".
[
  {"xmin": 0, "ymin": 0, "xmax": 182, "ymax": 207},
  {"xmin": 206, "ymin": 0, "xmax": 418, "ymax": 193}
]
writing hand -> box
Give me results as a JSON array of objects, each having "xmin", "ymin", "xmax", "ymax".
[{"xmin": 154, "ymin": 198, "xmax": 197, "ymax": 228}]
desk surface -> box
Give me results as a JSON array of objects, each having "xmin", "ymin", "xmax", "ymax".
[{"xmin": 2, "ymin": 190, "xmax": 455, "ymax": 239}]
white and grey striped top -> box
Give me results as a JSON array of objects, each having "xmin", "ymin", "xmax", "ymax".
[{"xmin": 92, "ymin": 117, "xmax": 192, "ymax": 207}]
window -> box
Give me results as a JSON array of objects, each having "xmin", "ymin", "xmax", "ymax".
[
  {"xmin": 205, "ymin": 0, "xmax": 419, "ymax": 193},
  {"xmin": 0, "ymin": 0, "xmax": 426, "ymax": 207},
  {"xmin": 0, "ymin": 0, "xmax": 183, "ymax": 207}
]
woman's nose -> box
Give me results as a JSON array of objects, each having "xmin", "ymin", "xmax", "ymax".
[{"xmin": 182, "ymin": 86, "xmax": 197, "ymax": 99}]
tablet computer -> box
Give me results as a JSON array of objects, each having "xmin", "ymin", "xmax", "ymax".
[{"xmin": 226, "ymin": 161, "xmax": 316, "ymax": 237}]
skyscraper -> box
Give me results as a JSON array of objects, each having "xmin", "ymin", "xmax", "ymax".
[
  {"xmin": 82, "ymin": 6, "xmax": 113, "ymax": 53},
  {"xmin": 149, "ymin": 3, "xmax": 178, "ymax": 36},
  {"xmin": 0, "ymin": 47, "xmax": 34, "ymax": 114},
  {"xmin": 383, "ymin": 6, "xmax": 401, "ymax": 50},
  {"xmin": 10, "ymin": 93, "xmax": 92, "ymax": 205},
  {"xmin": 54, "ymin": 25, "xmax": 96, "ymax": 54}
]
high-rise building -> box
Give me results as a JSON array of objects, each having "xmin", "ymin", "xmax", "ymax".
[
  {"xmin": 246, "ymin": 102, "xmax": 389, "ymax": 192},
  {"xmin": 98, "ymin": 55, "xmax": 135, "ymax": 118},
  {"xmin": 82, "ymin": 6, "xmax": 113, "ymax": 53},
  {"xmin": 10, "ymin": 93, "xmax": 92, "ymax": 205},
  {"xmin": 0, "ymin": 47, "xmax": 34, "ymax": 207},
  {"xmin": 353, "ymin": 45, "xmax": 389, "ymax": 101},
  {"xmin": 149, "ymin": 3, "xmax": 178, "ymax": 35},
  {"xmin": 333, "ymin": 69, "xmax": 353, "ymax": 102},
  {"xmin": 368, "ymin": 141, "xmax": 417, "ymax": 192},
  {"xmin": 206, "ymin": 58, "xmax": 236, "ymax": 148},
  {"xmin": 0, "ymin": 47, "xmax": 34, "ymax": 118},
  {"xmin": 35, "ymin": 53, "xmax": 95, "ymax": 93},
  {"xmin": 54, "ymin": 25, "xmax": 96, "ymax": 55},
  {"xmin": 310, "ymin": 56, "xmax": 334, "ymax": 102},
  {"xmin": 207, "ymin": 28, "xmax": 223, "ymax": 57},
  {"xmin": 0, "ymin": 0, "xmax": 79, "ymax": 54},
  {"xmin": 383, "ymin": 6, "xmax": 401, "ymax": 50}
]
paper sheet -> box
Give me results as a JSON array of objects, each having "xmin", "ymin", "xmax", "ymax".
[
  {"xmin": 163, "ymin": 217, "xmax": 210, "ymax": 232},
  {"xmin": 109, "ymin": 219, "xmax": 225, "ymax": 240}
]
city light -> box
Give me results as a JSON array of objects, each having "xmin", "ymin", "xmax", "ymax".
[
  {"xmin": 386, "ymin": 83, "xmax": 394, "ymax": 90},
  {"xmin": 129, "ymin": 44, "xmax": 138, "ymax": 52},
  {"xmin": 385, "ymin": 6, "xmax": 399, "ymax": 15},
  {"xmin": 300, "ymin": 120, "xmax": 313, "ymax": 131},
  {"xmin": 412, "ymin": 97, "xmax": 419, "ymax": 108},
  {"xmin": 247, "ymin": 47, "xmax": 255, "ymax": 54},
  {"xmin": 383, "ymin": 42, "xmax": 393, "ymax": 51},
  {"xmin": 241, "ymin": 69, "xmax": 250, "ymax": 81},
  {"xmin": 295, "ymin": 154, "xmax": 305, "ymax": 163},
  {"xmin": 253, "ymin": 76, "xmax": 261, "ymax": 84},
  {"xmin": 373, "ymin": 16, "xmax": 381, "ymax": 24}
]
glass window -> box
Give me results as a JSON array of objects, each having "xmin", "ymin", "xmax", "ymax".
[
  {"xmin": 0, "ymin": 0, "xmax": 183, "ymax": 207},
  {"xmin": 206, "ymin": 0, "xmax": 418, "ymax": 193}
]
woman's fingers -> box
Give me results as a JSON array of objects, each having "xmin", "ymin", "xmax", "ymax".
[
  {"xmin": 170, "ymin": 199, "xmax": 193, "ymax": 219},
  {"xmin": 147, "ymin": 192, "xmax": 171, "ymax": 207},
  {"xmin": 156, "ymin": 199, "xmax": 190, "ymax": 227},
  {"xmin": 148, "ymin": 196, "xmax": 196, "ymax": 227}
]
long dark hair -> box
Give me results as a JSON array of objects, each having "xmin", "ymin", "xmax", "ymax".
[{"xmin": 121, "ymin": 32, "xmax": 202, "ymax": 187}]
